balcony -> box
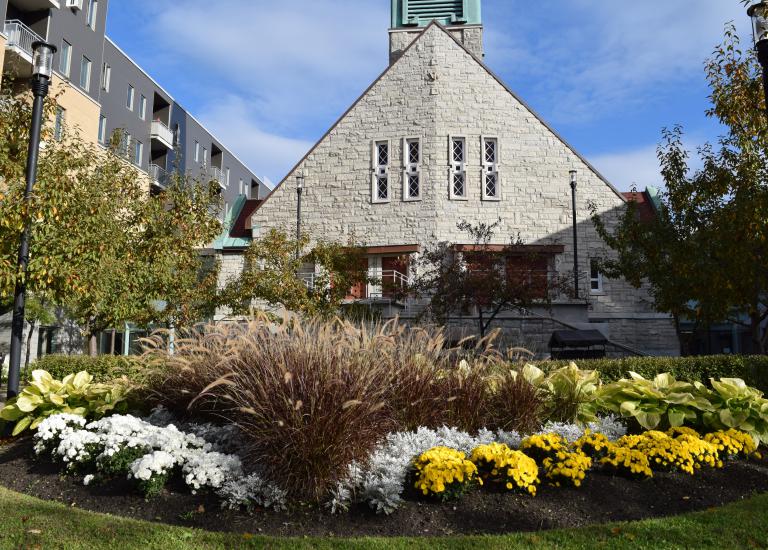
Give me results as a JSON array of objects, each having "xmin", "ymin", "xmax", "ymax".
[
  {"xmin": 210, "ymin": 166, "xmax": 226, "ymax": 189},
  {"xmin": 149, "ymin": 163, "xmax": 170, "ymax": 189},
  {"xmin": 9, "ymin": 0, "xmax": 60, "ymax": 9},
  {"xmin": 3, "ymin": 20, "xmax": 44, "ymax": 77},
  {"xmin": 150, "ymin": 120, "xmax": 174, "ymax": 150}
]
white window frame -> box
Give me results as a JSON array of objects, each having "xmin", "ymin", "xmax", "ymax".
[
  {"xmin": 79, "ymin": 56, "xmax": 92, "ymax": 91},
  {"xmin": 101, "ymin": 63, "xmax": 111, "ymax": 92},
  {"xmin": 98, "ymin": 115, "xmax": 106, "ymax": 144},
  {"xmin": 134, "ymin": 140, "xmax": 143, "ymax": 167},
  {"xmin": 402, "ymin": 137, "xmax": 422, "ymax": 201},
  {"xmin": 54, "ymin": 107, "xmax": 65, "ymax": 141},
  {"xmin": 226, "ymin": 167, "xmax": 231, "ymax": 187},
  {"xmin": 371, "ymin": 139, "xmax": 391, "ymax": 204},
  {"xmin": 202, "ymin": 147, "xmax": 208, "ymax": 168},
  {"xmin": 127, "ymin": 85, "xmax": 134, "ymax": 111},
  {"xmin": 481, "ymin": 135, "xmax": 501, "ymax": 201},
  {"xmin": 449, "ymin": 135, "xmax": 468, "ymax": 200},
  {"xmin": 59, "ymin": 40, "xmax": 72, "ymax": 77},
  {"xmin": 139, "ymin": 95, "xmax": 147, "ymax": 120},
  {"xmin": 590, "ymin": 259, "xmax": 604, "ymax": 294},
  {"xmin": 86, "ymin": 0, "xmax": 98, "ymax": 29},
  {"xmin": 121, "ymin": 132, "xmax": 131, "ymax": 159},
  {"xmin": 194, "ymin": 141, "xmax": 200, "ymax": 162},
  {"xmin": 239, "ymin": 178, "xmax": 244, "ymax": 196}
]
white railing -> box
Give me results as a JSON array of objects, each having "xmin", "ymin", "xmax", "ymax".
[
  {"xmin": 149, "ymin": 164, "xmax": 170, "ymax": 188},
  {"xmin": 368, "ymin": 269, "xmax": 411, "ymax": 299},
  {"xmin": 150, "ymin": 120, "xmax": 174, "ymax": 148},
  {"xmin": 298, "ymin": 272, "xmax": 316, "ymax": 290},
  {"xmin": 4, "ymin": 20, "xmax": 44, "ymax": 59},
  {"xmin": 210, "ymin": 166, "xmax": 225, "ymax": 187}
]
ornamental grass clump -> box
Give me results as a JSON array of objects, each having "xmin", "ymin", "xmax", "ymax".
[
  {"xmin": 470, "ymin": 443, "xmax": 539, "ymax": 495},
  {"xmin": 412, "ymin": 446, "xmax": 480, "ymax": 501}
]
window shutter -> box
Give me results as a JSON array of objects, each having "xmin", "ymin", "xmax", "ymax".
[{"xmin": 405, "ymin": 0, "xmax": 465, "ymax": 24}]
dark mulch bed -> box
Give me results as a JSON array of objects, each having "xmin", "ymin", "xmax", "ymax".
[{"xmin": 1, "ymin": 437, "xmax": 768, "ymax": 538}]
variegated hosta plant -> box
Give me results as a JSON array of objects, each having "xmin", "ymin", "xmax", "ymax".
[
  {"xmin": 516, "ymin": 363, "xmax": 601, "ymax": 424},
  {"xmin": 699, "ymin": 378, "xmax": 768, "ymax": 445},
  {"xmin": 0, "ymin": 370, "xmax": 131, "ymax": 436},
  {"xmin": 596, "ymin": 372, "xmax": 712, "ymax": 431}
]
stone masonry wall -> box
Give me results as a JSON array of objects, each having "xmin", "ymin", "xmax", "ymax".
[{"xmin": 251, "ymin": 24, "xmax": 680, "ymax": 356}]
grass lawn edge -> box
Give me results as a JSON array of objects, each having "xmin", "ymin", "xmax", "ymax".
[{"xmin": 1, "ymin": 486, "xmax": 767, "ymax": 549}]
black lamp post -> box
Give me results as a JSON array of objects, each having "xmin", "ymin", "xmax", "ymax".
[
  {"xmin": 570, "ymin": 170, "xmax": 580, "ymax": 299},
  {"xmin": 295, "ymin": 174, "xmax": 304, "ymax": 260},
  {"xmin": 6, "ymin": 41, "xmax": 57, "ymax": 403},
  {"xmin": 749, "ymin": 1, "xmax": 768, "ymax": 120}
]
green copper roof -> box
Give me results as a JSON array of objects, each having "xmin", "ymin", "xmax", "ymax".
[
  {"xmin": 391, "ymin": 0, "xmax": 482, "ymax": 28},
  {"xmin": 214, "ymin": 194, "xmax": 252, "ymax": 250}
]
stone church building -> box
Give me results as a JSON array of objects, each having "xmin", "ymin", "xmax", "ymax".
[{"xmin": 238, "ymin": 0, "xmax": 680, "ymax": 357}]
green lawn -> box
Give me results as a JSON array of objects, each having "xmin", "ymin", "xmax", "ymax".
[{"xmin": 0, "ymin": 486, "xmax": 767, "ymax": 550}]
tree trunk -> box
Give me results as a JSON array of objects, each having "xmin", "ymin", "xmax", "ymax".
[
  {"xmin": 750, "ymin": 312, "xmax": 765, "ymax": 355},
  {"xmin": 23, "ymin": 320, "xmax": 37, "ymax": 381},
  {"xmin": 89, "ymin": 333, "xmax": 98, "ymax": 357},
  {"xmin": 110, "ymin": 329, "xmax": 117, "ymax": 356},
  {"xmin": 477, "ymin": 306, "xmax": 485, "ymax": 338}
]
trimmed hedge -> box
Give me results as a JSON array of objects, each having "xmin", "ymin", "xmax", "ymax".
[
  {"xmin": 537, "ymin": 355, "xmax": 768, "ymax": 392},
  {"xmin": 27, "ymin": 355, "xmax": 148, "ymax": 384}
]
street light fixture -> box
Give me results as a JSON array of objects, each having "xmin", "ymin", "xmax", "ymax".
[
  {"xmin": 6, "ymin": 41, "xmax": 57, "ymax": 405},
  {"xmin": 748, "ymin": 1, "xmax": 768, "ymax": 119},
  {"xmin": 296, "ymin": 174, "xmax": 304, "ymax": 260},
  {"xmin": 569, "ymin": 170, "xmax": 580, "ymax": 300}
]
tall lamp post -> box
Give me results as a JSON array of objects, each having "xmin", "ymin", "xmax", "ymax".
[
  {"xmin": 295, "ymin": 174, "xmax": 304, "ymax": 260},
  {"xmin": 749, "ymin": 1, "xmax": 768, "ymax": 120},
  {"xmin": 6, "ymin": 41, "xmax": 57, "ymax": 402},
  {"xmin": 569, "ymin": 170, "xmax": 580, "ymax": 299}
]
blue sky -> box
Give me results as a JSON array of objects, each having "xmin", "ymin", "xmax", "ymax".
[{"xmin": 106, "ymin": 0, "xmax": 750, "ymax": 190}]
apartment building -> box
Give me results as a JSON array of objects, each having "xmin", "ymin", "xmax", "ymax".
[
  {"xmin": 246, "ymin": 0, "xmax": 681, "ymax": 357},
  {"xmin": 1, "ymin": 0, "xmax": 269, "ymax": 361}
]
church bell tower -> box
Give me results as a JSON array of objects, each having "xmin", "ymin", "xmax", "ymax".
[{"xmin": 389, "ymin": 0, "xmax": 484, "ymax": 64}]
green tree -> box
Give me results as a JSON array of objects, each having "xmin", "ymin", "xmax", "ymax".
[
  {"xmin": 591, "ymin": 24, "xmax": 768, "ymax": 353},
  {"xmin": 220, "ymin": 228, "xmax": 370, "ymax": 319},
  {"xmin": 413, "ymin": 220, "xmax": 574, "ymax": 338},
  {"xmin": 0, "ymin": 84, "xmax": 222, "ymax": 355}
]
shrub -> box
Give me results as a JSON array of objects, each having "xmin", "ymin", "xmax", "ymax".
[
  {"xmin": 470, "ymin": 443, "xmax": 539, "ymax": 495},
  {"xmin": 31, "ymin": 355, "xmax": 148, "ymax": 385},
  {"xmin": 0, "ymin": 370, "xmax": 131, "ymax": 436},
  {"xmin": 538, "ymin": 355, "xmax": 768, "ymax": 392},
  {"xmin": 700, "ymin": 378, "xmax": 768, "ymax": 445},
  {"xmin": 541, "ymin": 450, "xmax": 592, "ymax": 487},
  {"xmin": 412, "ymin": 446, "xmax": 480, "ymax": 501},
  {"xmin": 520, "ymin": 364, "xmax": 601, "ymax": 424},
  {"xmin": 599, "ymin": 446, "xmax": 652, "ymax": 479}
]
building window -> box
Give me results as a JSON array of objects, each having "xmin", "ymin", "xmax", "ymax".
[
  {"xmin": 139, "ymin": 95, "xmax": 147, "ymax": 120},
  {"xmin": 590, "ymin": 259, "xmax": 604, "ymax": 294},
  {"xmin": 54, "ymin": 107, "xmax": 65, "ymax": 141},
  {"xmin": 101, "ymin": 63, "xmax": 111, "ymax": 92},
  {"xmin": 239, "ymin": 178, "xmax": 244, "ymax": 196},
  {"xmin": 194, "ymin": 141, "xmax": 200, "ymax": 162},
  {"xmin": 98, "ymin": 115, "xmax": 106, "ymax": 144},
  {"xmin": 482, "ymin": 137, "xmax": 500, "ymax": 200},
  {"xmin": 372, "ymin": 140, "xmax": 390, "ymax": 203},
  {"xmin": 79, "ymin": 56, "xmax": 92, "ymax": 91},
  {"xmin": 119, "ymin": 132, "xmax": 131, "ymax": 159},
  {"xmin": 450, "ymin": 136, "xmax": 467, "ymax": 199},
  {"xmin": 59, "ymin": 40, "xmax": 72, "ymax": 77},
  {"xmin": 134, "ymin": 140, "xmax": 143, "ymax": 167},
  {"xmin": 86, "ymin": 0, "xmax": 98, "ymax": 29},
  {"xmin": 402, "ymin": 138, "xmax": 421, "ymax": 201},
  {"xmin": 226, "ymin": 167, "xmax": 230, "ymax": 187},
  {"xmin": 202, "ymin": 147, "xmax": 208, "ymax": 168},
  {"xmin": 127, "ymin": 85, "xmax": 134, "ymax": 111}
]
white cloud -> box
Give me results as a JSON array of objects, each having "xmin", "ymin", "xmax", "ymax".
[
  {"xmin": 197, "ymin": 95, "xmax": 313, "ymax": 184},
  {"xmin": 489, "ymin": 0, "xmax": 751, "ymax": 123}
]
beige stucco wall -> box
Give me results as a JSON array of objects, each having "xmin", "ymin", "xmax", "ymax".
[
  {"xmin": 250, "ymin": 25, "xmax": 678, "ymax": 355},
  {"xmin": 50, "ymin": 74, "xmax": 101, "ymax": 145}
]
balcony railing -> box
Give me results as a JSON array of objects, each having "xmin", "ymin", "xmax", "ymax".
[
  {"xmin": 3, "ymin": 20, "xmax": 44, "ymax": 60},
  {"xmin": 368, "ymin": 269, "xmax": 411, "ymax": 299},
  {"xmin": 149, "ymin": 163, "xmax": 170, "ymax": 188},
  {"xmin": 298, "ymin": 272, "xmax": 317, "ymax": 291},
  {"xmin": 210, "ymin": 166, "xmax": 226, "ymax": 188},
  {"xmin": 150, "ymin": 120, "xmax": 174, "ymax": 149}
]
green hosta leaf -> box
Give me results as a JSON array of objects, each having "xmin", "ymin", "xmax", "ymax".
[
  {"xmin": 635, "ymin": 411, "xmax": 663, "ymax": 430},
  {"xmin": 15, "ymin": 394, "xmax": 43, "ymax": 413},
  {"xmin": 668, "ymin": 409, "xmax": 686, "ymax": 427},
  {"xmin": 0, "ymin": 403, "xmax": 23, "ymax": 421},
  {"xmin": 11, "ymin": 415, "xmax": 33, "ymax": 436}
]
